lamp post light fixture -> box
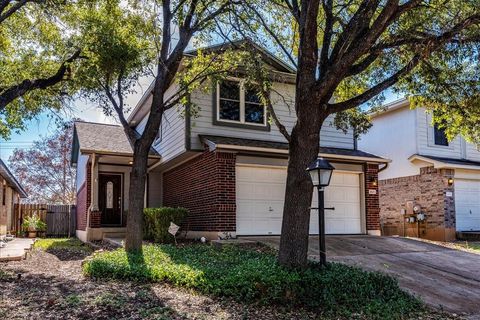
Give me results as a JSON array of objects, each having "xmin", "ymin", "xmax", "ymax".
[{"xmin": 306, "ymin": 157, "xmax": 335, "ymax": 266}]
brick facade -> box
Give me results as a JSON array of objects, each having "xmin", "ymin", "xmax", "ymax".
[
  {"xmin": 365, "ymin": 163, "xmax": 381, "ymax": 232},
  {"xmin": 163, "ymin": 150, "xmax": 236, "ymax": 232},
  {"xmin": 379, "ymin": 166, "xmax": 455, "ymax": 241},
  {"xmin": 76, "ymin": 160, "xmax": 97, "ymax": 230},
  {"xmin": 76, "ymin": 182, "xmax": 87, "ymax": 231}
]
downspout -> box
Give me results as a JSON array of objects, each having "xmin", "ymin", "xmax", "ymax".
[{"xmin": 378, "ymin": 162, "xmax": 389, "ymax": 172}]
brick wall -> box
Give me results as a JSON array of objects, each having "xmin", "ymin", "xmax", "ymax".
[
  {"xmin": 163, "ymin": 150, "xmax": 236, "ymax": 232},
  {"xmin": 76, "ymin": 182, "xmax": 87, "ymax": 231},
  {"xmin": 365, "ymin": 164, "xmax": 381, "ymax": 232},
  {"xmin": 76, "ymin": 160, "xmax": 95, "ymax": 230},
  {"xmin": 379, "ymin": 166, "xmax": 455, "ymax": 241}
]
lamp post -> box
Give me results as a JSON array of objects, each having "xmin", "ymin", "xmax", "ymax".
[{"xmin": 306, "ymin": 157, "xmax": 334, "ymax": 266}]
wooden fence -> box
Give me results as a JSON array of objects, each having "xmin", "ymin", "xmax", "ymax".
[{"xmin": 13, "ymin": 204, "xmax": 76, "ymax": 237}]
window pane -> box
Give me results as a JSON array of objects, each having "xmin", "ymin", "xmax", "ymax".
[
  {"xmin": 434, "ymin": 125, "xmax": 449, "ymax": 146},
  {"xmin": 219, "ymin": 99, "xmax": 240, "ymax": 121},
  {"xmin": 219, "ymin": 81, "xmax": 240, "ymax": 100},
  {"xmin": 245, "ymin": 87, "xmax": 261, "ymax": 104},
  {"xmin": 245, "ymin": 103, "xmax": 264, "ymax": 124}
]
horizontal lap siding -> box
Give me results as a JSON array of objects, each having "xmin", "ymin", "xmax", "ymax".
[
  {"xmin": 135, "ymin": 85, "xmax": 186, "ymax": 165},
  {"xmin": 189, "ymin": 82, "xmax": 354, "ymax": 150}
]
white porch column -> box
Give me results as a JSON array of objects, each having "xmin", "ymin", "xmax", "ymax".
[{"xmin": 91, "ymin": 153, "xmax": 99, "ymax": 211}]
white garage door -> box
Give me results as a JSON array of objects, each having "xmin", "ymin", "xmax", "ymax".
[
  {"xmin": 455, "ymin": 179, "xmax": 480, "ymax": 231},
  {"xmin": 236, "ymin": 165, "xmax": 362, "ymax": 235}
]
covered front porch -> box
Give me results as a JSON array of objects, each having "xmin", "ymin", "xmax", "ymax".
[{"xmin": 71, "ymin": 121, "xmax": 162, "ymax": 242}]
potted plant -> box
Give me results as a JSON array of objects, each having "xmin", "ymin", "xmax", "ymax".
[{"xmin": 22, "ymin": 214, "xmax": 47, "ymax": 238}]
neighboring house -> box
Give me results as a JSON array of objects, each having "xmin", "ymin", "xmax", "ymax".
[
  {"xmin": 359, "ymin": 98, "xmax": 480, "ymax": 241},
  {"xmin": 0, "ymin": 159, "xmax": 28, "ymax": 236},
  {"xmin": 71, "ymin": 42, "xmax": 389, "ymax": 242}
]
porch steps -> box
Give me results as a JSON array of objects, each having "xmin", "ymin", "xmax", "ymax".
[{"xmin": 457, "ymin": 231, "xmax": 480, "ymax": 241}]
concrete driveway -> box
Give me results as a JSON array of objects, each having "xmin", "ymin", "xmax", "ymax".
[{"xmin": 243, "ymin": 235, "xmax": 480, "ymax": 317}]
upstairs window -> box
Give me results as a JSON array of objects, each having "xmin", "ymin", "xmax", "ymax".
[
  {"xmin": 216, "ymin": 79, "xmax": 267, "ymax": 128},
  {"xmin": 434, "ymin": 124, "xmax": 449, "ymax": 146}
]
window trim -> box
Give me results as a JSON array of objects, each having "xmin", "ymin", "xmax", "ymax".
[{"xmin": 213, "ymin": 79, "xmax": 270, "ymax": 132}]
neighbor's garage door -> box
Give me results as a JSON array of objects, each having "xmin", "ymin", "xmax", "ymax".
[
  {"xmin": 455, "ymin": 179, "xmax": 480, "ymax": 231},
  {"xmin": 236, "ymin": 165, "xmax": 362, "ymax": 235}
]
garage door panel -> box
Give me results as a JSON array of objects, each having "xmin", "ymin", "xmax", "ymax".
[
  {"xmin": 455, "ymin": 179, "xmax": 480, "ymax": 231},
  {"xmin": 236, "ymin": 166, "xmax": 362, "ymax": 235}
]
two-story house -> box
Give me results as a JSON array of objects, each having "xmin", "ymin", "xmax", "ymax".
[
  {"xmin": 359, "ymin": 98, "xmax": 480, "ymax": 241},
  {"xmin": 71, "ymin": 42, "xmax": 389, "ymax": 242},
  {"xmin": 0, "ymin": 159, "xmax": 28, "ymax": 237}
]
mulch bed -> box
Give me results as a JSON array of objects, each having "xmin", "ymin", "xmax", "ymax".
[{"xmin": 0, "ymin": 243, "xmax": 464, "ymax": 320}]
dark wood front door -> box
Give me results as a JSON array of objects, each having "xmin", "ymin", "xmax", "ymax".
[{"xmin": 99, "ymin": 174, "xmax": 122, "ymax": 226}]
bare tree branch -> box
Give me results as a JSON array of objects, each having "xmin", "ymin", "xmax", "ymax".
[
  {"xmin": 328, "ymin": 54, "xmax": 422, "ymax": 113},
  {"xmin": 0, "ymin": 0, "xmax": 28, "ymax": 23},
  {"xmin": 0, "ymin": 49, "xmax": 81, "ymax": 110}
]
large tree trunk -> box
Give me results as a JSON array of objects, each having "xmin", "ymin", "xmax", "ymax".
[
  {"xmin": 278, "ymin": 109, "xmax": 326, "ymax": 268},
  {"xmin": 124, "ymin": 139, "xmax": 154, "ymax": 252}
]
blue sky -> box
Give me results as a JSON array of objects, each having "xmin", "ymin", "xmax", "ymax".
[{"xmin": 0, "ymin": 75, "xmax": 154, "ymax": 162}]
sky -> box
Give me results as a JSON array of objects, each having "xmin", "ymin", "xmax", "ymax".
[{"xmin": 0, "ymin": 75, "xmax": 154, "ymax": 162}]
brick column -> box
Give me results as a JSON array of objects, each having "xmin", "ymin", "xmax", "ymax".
[
  {"xmin": 90, "ymin": 211, "xmax": 102, "ymax": 228},
  {"xmin": 365, "ymin": 163, "xmax": 381, "ymax": 235}
]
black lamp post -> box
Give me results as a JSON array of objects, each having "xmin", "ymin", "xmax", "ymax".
[{"xmin": 306, "ymin": 157, "xmax": 334, "ymax": 266}]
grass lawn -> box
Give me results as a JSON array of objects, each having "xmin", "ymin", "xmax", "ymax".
[
  {"xmin": 34, "ymin": 238, "xmax": 93, "ymax": 253},
  {"xmin": 454, "ymin": 241, "xmax": 480, "ymax": 251},
  {"xmin": 83, "ymin": 243, "xmax": 423, "ymax": 319}
]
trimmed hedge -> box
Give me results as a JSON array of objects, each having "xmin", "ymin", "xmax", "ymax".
[
  {"xmin": 83, "ymin": 244, "xmax": 423, "ymax": 319},
  {"xmin": 143, "ymin": 207, "xmax": 188, "ymax": 243}
]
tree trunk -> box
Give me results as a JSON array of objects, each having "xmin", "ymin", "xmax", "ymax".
[
  {"xmin": 278, "ymin": 112, "xmax": 326, "ymax": 268},
  {"xmin": 124, "ymin": 141, "xmax": 151, "ymax": 252}
]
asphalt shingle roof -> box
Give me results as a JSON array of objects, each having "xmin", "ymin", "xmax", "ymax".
[
  {"xmin": 0, "ymin": 159, "xmax": 27, "ymax": 198},
  {"xmin": 200, "ymin": 135, "xmax": 386, "ymax": 161},
  {"xmin": 74, "ymin": 121, "xmax": 159, "ymax": 156},
  {"xmin": 415, "ymin": 154, "xmax": 480, "ymax": 167}
]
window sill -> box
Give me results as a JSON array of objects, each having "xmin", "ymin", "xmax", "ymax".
[{"xmin": 213, "ymin": 119, "xmax": 271, "ymax": 132}]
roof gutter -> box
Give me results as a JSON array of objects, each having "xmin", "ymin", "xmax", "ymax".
[
  {"xmin": 409, "ymin": 155, "xmax": 480, "ymax": 171},
  {"xmin": 80, "ymin": 149, "xmax": 161, "ymax": 159},
  {"xmin": 212, "ymin": 144, "xmax": 391, "ymax": 163}
]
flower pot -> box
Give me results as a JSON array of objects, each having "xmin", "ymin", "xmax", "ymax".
[{"xmin": 28, "ymin": 231, "xmax": 37, "ymax": 238}]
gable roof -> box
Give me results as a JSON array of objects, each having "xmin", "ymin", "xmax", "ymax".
[
  {"xmin": 370, "ymin": 98, "xmax": 410, "ymax": 118},
  {"xmin": 200, "ymin": 135, "xmax": 390, "ymax": 163},
  {"xmin": 0, "ymin": 159, "xmax": 28, "ymax": 198},
  {"xmin": 128, "ymin": 39, "xmax": 296, "ymax": 125},
  {"xmin": 71, "ymin": 121, "xmax": 160, "ymax": 164},
  {"xmin": 184, "ymin": 39, "xmax": 296, "ymax": 74}
]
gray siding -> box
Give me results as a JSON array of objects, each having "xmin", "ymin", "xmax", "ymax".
[
  {"xmin": 189, "ymin": 81, "xmax": 354, "ymax": 150},
  {"xmin": 134, "ymin": 85, "xmax": 186, "ymax": 164}
]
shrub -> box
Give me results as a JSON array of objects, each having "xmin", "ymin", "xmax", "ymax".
[
  {"xmin": 83, "ymin": 244, "xmax": 422, "ymax": 319},
  {"xmin": 143, "ymin": 207, "xmax": 188, "ymax": 243},
  {"xmin": 22, "ymin": 214, "xmax": 47, "ymax": 231}
]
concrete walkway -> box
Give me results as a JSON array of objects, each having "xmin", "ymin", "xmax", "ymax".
[
  {"xmin": 0, "ymin": 238, "xmax": 35, "ymax": 262},
  {"xmin": 243, "ymin": 235, "xmax": 480, "ymax": 317}
]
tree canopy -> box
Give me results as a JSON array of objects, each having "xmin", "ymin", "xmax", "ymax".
[{"xmin": 0, "ymin": 0, "xmax": 83, "ymax": 138}]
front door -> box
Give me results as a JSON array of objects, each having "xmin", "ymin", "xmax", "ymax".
[{"xmin": 99, "ymin": 173, "xmax": 122, "ymax": 226}]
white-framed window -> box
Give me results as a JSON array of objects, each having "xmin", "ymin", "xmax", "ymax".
[{"xmin": 216, "ymin": 79, "xmax": 267, "ymax": 127}]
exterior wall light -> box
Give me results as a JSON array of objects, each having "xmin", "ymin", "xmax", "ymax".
[
  {"xmin": 306, "ymin": 157, "xmax": 335, "ymax": 266},
  {"xmin": 447, "ymin": 177, "xmax": 454, "ymax": 186}
]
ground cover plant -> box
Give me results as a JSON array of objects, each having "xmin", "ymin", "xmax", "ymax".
[
  {"xmin": 34, "ymin": 238, "xmax": 93, "ymax": 255},
  {"xmin": 83, "ymin": 243, "xmax": 423, "ymax": 319}
]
